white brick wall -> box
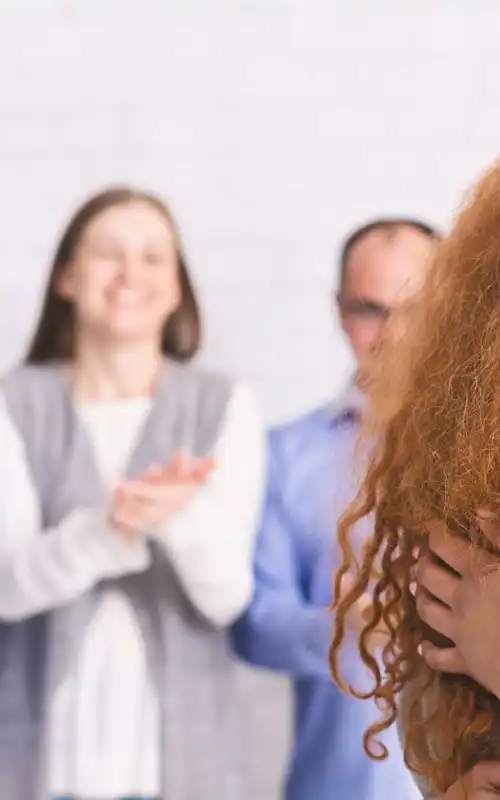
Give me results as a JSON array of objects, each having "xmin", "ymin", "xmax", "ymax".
[
  {"xmin": 1, "ymin": 1, "xmax": 500, "ymax": 796},
  {"xmin": 3, "ymin": 0, "xmax": 500, "ymax": 423}
]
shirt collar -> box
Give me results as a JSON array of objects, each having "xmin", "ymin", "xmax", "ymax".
[{"xmin": 330, "ymin": 381, "xmax": 365, "ymax": 424}]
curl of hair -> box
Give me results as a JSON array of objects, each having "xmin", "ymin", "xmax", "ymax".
[{"xmin": 329, "ymin": 161, "xmax": 500, "ymax": 795}]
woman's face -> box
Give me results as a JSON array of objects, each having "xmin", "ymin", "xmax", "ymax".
[{"xmin": 58, "ymin": 201, "xmax": 181, "ymax": 345}]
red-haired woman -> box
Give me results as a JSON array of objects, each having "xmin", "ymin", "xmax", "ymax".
[{"xmin": 330, "ymin": 162, "xmax": 500, "ymax": 798}]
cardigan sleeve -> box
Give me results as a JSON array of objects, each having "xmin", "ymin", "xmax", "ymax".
[
  {"xmin": 154, "ymin": 383, "xmax": 266, "ymax": 627},
  {"xmin": 0, "ymin": 393, "xmax": 151, "ymax": 621}
]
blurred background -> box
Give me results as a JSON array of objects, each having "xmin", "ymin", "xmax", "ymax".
[{"xmin": 1, "ymin": 1, "xmax": 500, "ymax": 797}]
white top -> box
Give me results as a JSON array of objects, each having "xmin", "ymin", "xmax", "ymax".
[{"xmin": 0, "ymin": 383, "xmax": 265, "ymax": 797}]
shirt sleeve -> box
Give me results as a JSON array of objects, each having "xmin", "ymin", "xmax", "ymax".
[
  {"xmin": 154, "ymin": 383, "xmax": 266, "ymax": 628},
  {"xmin": 0, "ymin": 394, "xmax": 151, "ymax": 622},
  {"xmin": 231, "ymin": 431, "xmax": 366, "ymax": 681}
]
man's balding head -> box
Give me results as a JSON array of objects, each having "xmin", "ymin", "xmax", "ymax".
[{"xmin": 337, "ymin": 219, "xmax": 439, "ymax": 378}]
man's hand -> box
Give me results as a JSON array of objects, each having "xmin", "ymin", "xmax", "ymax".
[
  {"xmin": 415, "ymin": 515, "xmax": 500, "ymax": 699},
  {"xmin": 439, "ymin": 762, "xmax": 500, "ymax": 797}
]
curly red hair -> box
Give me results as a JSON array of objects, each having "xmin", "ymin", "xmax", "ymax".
[{"xmin": 329, "ymin": 161, "xmax": 500, "ymax": 795}]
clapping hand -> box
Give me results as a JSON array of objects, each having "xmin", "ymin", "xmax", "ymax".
[{"xmin": 109, "ymin": 451, "xmax": 215, "ymax": 536}]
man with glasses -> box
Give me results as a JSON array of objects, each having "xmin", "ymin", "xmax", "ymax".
[
  {"xmin": 337, "ymin": 218, "xmax": 436, "ymax": 385},
  {"xmin": 232, "ymin": 219, "xmax": 438, "ymax": 800}
]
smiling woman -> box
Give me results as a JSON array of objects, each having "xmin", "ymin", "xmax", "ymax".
[
  {"xmin": 0, "ymin": 186, "xmax": 265, "ymax": 800},
  {"xmin": 28, "ymin": 187, "xmax": 200, "ymax": 364}
]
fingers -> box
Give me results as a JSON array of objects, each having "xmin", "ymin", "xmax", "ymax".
[
  {"xmin": 467, "ymin": 760, "xmax": 500, "ymax": 791},
  {"xmin": 111, "ymin": 482, "xmax": 178, "ymax": 533},
  {"xmin": 111, "ymin": 453, "xmax": 215, "ymax": 533},
  {"xmin": 111, "ymin": 471, "xmax": 203, "ymax": 532},
  {"xmin": 425, "ymin": 517, "xmax": 498, "ymax": 582},
  {"xmin": 426, "ymin": 520, "xmax": 469, "ymax": 577},
  {"xmin": 416, "ymin": 555, "xmax": 460, "ymax": 608},
  {"xmin": 443, "ymin": 762, "xmax": 500, "ymax": 797},
  {"xmin": 189, "ymin": 459, "xmax": 216, "ymax": 481},
  {"xmin": 169, "ymin": 450, "xmax": 192, "ymax": 478},
  {"xmin": 141, "ymin": 463, "xmax": 166, "ymax": 484},
  {"xmin": 111, "ymin": 488, "xmax": 156, "ymax": 534},
  {"xmin": 141, "ymin": 454, "xmax": 215, "ymax": 485},
  {"xmin": 169, "ymin": 451, "xmax": 215, "ymax": 479},
  {"xmin": 415, "ymin": 589, "xmax": 455, "ymax": 641},
  {"xmin": 419, "ymin": 641, "xmax": 466, "ymax": 675},
  {"xmin": 120, "ymin": 480, "xmax": 174, "ymax": 502}
]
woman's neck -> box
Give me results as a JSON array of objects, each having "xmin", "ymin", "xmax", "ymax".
[{"xmin": 71, "ymin": 339, "xmax": 163, "ymax": 402}]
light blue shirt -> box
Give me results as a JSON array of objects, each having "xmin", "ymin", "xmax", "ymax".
[{"xmin": 232, "ymin": 394, "xmax": 421, "ymax": 800}]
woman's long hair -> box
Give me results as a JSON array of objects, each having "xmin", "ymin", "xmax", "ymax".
[
  {"xmin": 329, "ymin": 161, "xmax": 500, "ymax": 796},
  {"xmin": 26, "ymin": 186, "xmax": 201, "ymax": 363}
]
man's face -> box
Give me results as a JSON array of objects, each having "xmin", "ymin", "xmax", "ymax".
[{"xmin": 337, "ymin": 227, "xmax": 435, "ymax": 378}]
